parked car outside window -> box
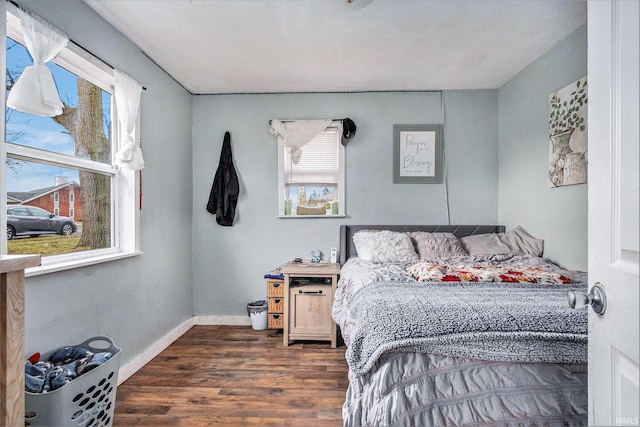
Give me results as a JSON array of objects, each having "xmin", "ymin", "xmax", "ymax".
[{"xmin": 6, "ymin": 205, "xmax": 77, "ymax": 240}]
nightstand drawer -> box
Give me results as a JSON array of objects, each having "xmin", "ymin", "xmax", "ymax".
[
  {"xmin": 268, "ymin": 297, "xmax": 284, "ymax": 312},
  {"xmin": 289, "ymin": 284, "xmax": 332, "ymax": 336},
  {"xmin": 267, "ymin": 279, "xmax": 284, "ymax": 297}
]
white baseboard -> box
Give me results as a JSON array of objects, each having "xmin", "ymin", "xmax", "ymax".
[
  {"xmin": 117, "ymin": 315, "xmax": 251, "ymax": 384},
  {"xmin": 194, "ymin": 315, "xmax": 251, "ymax": 325},
  {"xmin": 117, "ymin": 318, "xmax": 194, "ymax": 384}
]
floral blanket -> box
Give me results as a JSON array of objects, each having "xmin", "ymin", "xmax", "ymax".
[{"xmin": 407, "ymin": 259, "xmax": 573, "ymax": 284}]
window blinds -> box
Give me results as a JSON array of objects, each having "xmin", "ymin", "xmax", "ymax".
[{"xmin": 284, "ymin": 126, "xmax": 339, "ymax": 185}]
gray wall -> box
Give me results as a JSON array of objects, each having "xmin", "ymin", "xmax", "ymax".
[
  {"xmin": 11, "ymin": 1, "xmax": 587, "ymax": 366},
  {"xmin": 18, "ymin": 1, "xmax": 194, "ymax": 363},
  {"xmin": 498, "ymin": 26, "xmax": 588, "ymax": 271},
  {"xmin": 192, "ymin": 91, "xmax": 498, "ymax": 315}
]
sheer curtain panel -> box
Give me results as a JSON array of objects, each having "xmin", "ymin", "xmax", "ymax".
[
  {"xmin": 114, "ymin": 70, "xmax": 144, "ymax": 170},
  {"xmin": 6, "ymin": 8, "xmax": 69, "ymax": 117}
]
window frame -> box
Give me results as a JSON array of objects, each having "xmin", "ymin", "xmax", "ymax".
[
  {"xmin": 2, "ymin": 5, "xmax": 142, "ymax": 276},
  {"xmin": 276, "ymin": 121, "xmax": 346, "ymax": 218}
]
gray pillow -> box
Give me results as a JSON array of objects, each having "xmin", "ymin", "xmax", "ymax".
[
  {"xmin": 500, "ymin": 226, "xmax": 544, "ymax": 257},
  {"xmin": 459, "ymin": 226, "xmax": 544, "ymax": 256},
  {"xmin": 459, "ymin": 233, "xmax": 511, "ymax": 255},
  {"xmin": 409, "ymin": 232, "xmax": 466, "ymax": 258}
]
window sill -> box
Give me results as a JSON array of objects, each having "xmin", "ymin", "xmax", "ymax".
[
  {"xmin": 278, "ymin": 214, "xmax": 347, "ymax": 219},
  {"xmin": 25, "ymin": 251, "xmax": 143, "ymax": 277}
]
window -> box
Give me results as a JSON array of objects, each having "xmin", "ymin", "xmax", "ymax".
[
  {"xmin": 277, "ymin": 122, "xmax": 345, "ymax": 217},
  {"xmin": 53, "ymin": 191, "xmax": 59, "ymax": 214},
  {"xmin": 2, "ymin": 7, "xmax": 140, "ymax": 274},
  {"xmin": 28, "ymin": 206, "xmax": 52, "ymax": 219},
  {"xmin": 8, "ymin": 206, "xmax": 28, "ymax": 216}
]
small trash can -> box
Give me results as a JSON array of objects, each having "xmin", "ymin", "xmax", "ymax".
[{"xmin": 247, "ymin": 300, "xmax": 268, "ymax": 330}]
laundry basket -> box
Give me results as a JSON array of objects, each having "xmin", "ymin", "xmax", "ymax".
[{"xmin": 25, "ymin": 336, "xmax": 122, "ymax": 427}]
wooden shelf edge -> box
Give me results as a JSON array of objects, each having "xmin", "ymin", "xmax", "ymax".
[{"xmin": 0, "ymin": 254, "xmax": 41, "ymax": 273}]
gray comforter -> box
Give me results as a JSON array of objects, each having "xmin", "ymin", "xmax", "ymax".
[{"xmin": 333, "ymin": 256, "xmax": 588, "ymax": 426}]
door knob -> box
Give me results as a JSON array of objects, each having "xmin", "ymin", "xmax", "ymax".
[{"xmin": 567, "ymin": 282, "xmax": 607, "ymax": 315}]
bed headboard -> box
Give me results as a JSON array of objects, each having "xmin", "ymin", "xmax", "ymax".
[{"xmin": 339, "ymin": 225, "xmax": 505, "ymax": 265}]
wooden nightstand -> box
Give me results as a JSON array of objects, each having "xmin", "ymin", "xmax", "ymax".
[{"xmin": 281, "ymin": 262, "xmax": 340, "ymax": 348}]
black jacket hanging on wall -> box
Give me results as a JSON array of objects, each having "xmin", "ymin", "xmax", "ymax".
[{"xmin": 207, "ymin": 131, "xmax": 239, "ymax": 226}]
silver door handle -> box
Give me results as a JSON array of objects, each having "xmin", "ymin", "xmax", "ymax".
[
  {"xmin": 567, "ymin": 282, "xmax": 607, "ymax": 315},
  {"xmin": 298, "ymin": 290, "xmax": 323, "ymax": 295}
]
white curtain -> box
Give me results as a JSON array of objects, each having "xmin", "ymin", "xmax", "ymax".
[
  {"xmin": 6, "ymin": 9, "xmax": 69, "ymax": 117},
  {"xmin": 268, "ymin": 119, "xmax": 332, "ymax": 164},
  {"xmin": 114, "ymin": 70, "xmax": 145, "ymax": 170}
]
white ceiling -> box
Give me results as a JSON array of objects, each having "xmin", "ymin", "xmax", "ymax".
[{"xmin": 84, "ymin": 0, "xmax": 587, "ymax": 95}]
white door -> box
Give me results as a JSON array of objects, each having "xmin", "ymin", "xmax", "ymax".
[{"xmin": 588, "ymin": 1, "xmax": 640, "ymax": 425}]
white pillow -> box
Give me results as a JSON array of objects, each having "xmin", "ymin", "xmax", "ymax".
[{"xmin": 353, "ymin": 230, "xmax": 419, "ymax": 263}]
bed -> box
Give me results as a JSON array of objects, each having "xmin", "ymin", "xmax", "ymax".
[{"xmin": 333, "ymin": 225, "xmax": 588, "ymax": 427}]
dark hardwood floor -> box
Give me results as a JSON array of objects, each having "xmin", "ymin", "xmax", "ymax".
[{"xmin": 113, "ymin": 325, "xmax": 348, "ymax": 426}]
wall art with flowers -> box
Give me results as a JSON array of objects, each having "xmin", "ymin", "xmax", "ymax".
[{"xmin": 548, "ymin": 76, "xmax": 588, "ymax": 187}]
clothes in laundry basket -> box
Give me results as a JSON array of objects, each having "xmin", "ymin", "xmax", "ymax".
[{"xmin": 24, "ymin": 345, "xmax": 113, "ymax": 393}]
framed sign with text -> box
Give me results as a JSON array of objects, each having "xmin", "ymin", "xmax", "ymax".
[{"xmin": 393, "ymin": 124, "xmax": 443, "ymax": 184}]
